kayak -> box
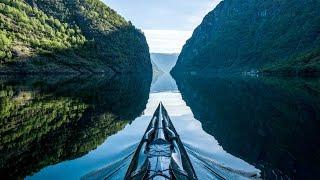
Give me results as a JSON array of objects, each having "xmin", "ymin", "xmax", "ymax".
[{"xmin": 125, "ymin": 103, "xmax": 198, "ymax": 180}]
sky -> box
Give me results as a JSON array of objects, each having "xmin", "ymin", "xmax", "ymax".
[{"xmin": 103, "ymin": 0, "xmax": 221, "ymax": 53}]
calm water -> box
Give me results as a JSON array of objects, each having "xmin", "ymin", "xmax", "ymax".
[{"xmin": 1, "ymin": 73, "xmax": 319, "ymax": 179}]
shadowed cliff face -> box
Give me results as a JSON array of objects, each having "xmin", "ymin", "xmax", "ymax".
[
  {"xmin": 172, "ymin": 0, "xmax": 320, "ymax": 75},
  {"xmin": 174, "ymin": 75, "xmax": 320, "ymax": 179},
  {"xmin": 0, "ymin": 74, "xmax": 151, "ymax": 179}
]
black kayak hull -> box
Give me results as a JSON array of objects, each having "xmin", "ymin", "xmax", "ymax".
[{"xmin": 125, "ymin": 103, "xmax": 198, "ymax": 180}]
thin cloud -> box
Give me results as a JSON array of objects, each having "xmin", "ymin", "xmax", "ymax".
[
  {"xmin": 103, "ymin": 0, "xmax": 222, "ymax": 52},
  {"xmin": 103, "ymin": 0, "xmax": 221, "ymax": 31},
  {"xmin": 143, "ymin": 30, "xmax": 192, "ymax": 53}
]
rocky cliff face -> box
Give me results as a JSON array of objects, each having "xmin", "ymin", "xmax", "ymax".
[
  {"xmin": 0, "ymin": 0, "xmax": 151, "ymax": 75},
  {"xmin": 172, "ymin": 0, "xmax": 320, "ymax": 75}
]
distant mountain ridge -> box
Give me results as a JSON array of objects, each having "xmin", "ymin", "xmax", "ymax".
[
  {"xmin": 151, "ymin": 59, "xmax": 164, "ymax": 78},
  {"xmin": 0, "ymin": 0, "xmax": 151, "ymax": 75},
  {"xmin": 151, "ymin": 53, "xmax": 178, "ymax": 73},
  {"xmin": 172, "ymin": 0, "xmax": 320, "ymax": 76}
]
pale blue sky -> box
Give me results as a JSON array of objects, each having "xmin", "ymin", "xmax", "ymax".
[{"xmin": 103, "ymin": 0, "xmax": 221, "ymax": 53}]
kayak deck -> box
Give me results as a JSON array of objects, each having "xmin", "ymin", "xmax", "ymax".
[{"xmin": 125, "ymin": 103, "xmax": 197, "ymax": 180}]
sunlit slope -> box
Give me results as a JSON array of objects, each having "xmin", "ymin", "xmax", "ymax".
[{"xmin": 0, "ymin": 0, "xmax": 151, "ymax": 74}]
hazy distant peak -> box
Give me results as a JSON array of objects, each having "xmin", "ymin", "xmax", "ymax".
[{"xmin": 150, "ymin": 53, "xmax": 179, "ymax": 73}]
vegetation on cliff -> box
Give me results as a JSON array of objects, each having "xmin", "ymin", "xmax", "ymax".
[
  {"xmin": 0, "ymin": 0, "xmax": 151, "ymax": 74},
  {"xmin": 172, "ymin": 0, "xmax": 320, "ymax": 76},
  {"xmin": 262, "ymin": 47, "xmax": 320, "ymax": 76}
]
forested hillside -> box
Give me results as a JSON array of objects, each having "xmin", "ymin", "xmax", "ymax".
[
  {"xmin": 172, "ymin": 0, "xmax": 320, "ymax": 76},
  {"xmin": 0, "ymin": 0, "xmax": 151, "ymax": 74}
]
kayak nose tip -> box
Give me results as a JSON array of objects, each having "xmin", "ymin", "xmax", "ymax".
[{"xmin": 159, "ymin": 101, "xmax": 163, "ymax": 107}]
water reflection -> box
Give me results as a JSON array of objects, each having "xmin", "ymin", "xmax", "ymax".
[
  {"xmin": 82, "ymin": 73, "xmax": 260, "ymax": 179},
  {"xmin": 174, "ymin": 75, "xmax": 320, "ymax": 179},
  {"xmin": 151, "ymin": 73, "xmax": 178, "ymax": 93},
  {"xmin": 0, "ymin": 74, "xmax": 151, "ymax": 179},
  {"xmin": 3, "ymin": 71, "xmax": 318, "ymax": 179}
]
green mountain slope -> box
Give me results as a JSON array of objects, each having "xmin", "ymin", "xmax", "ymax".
[
  {"xmin": 172, "ymin": 0, "xmax": 320, "ymax": 76},
  {"xmin": 0, "ymin": 0, "xmax": 151, "ymax": 74}
]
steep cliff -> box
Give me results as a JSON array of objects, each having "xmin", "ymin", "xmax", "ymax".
[
  {"xmin": 0, "ymin": 0, "xmax": 151, "ymax": 74},
  {"xmin": 172, "ymin": 0, "xmax": 320, "ymax": 75}
]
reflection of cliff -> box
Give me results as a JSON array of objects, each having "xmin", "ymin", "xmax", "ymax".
[
  {"xmin": 150, "ymin": 73, "xmax": 178, "ymax": 93},
  {"xmin": 175, "ymin": 75, "xmax": 320, "ymax": 179},
  {"xmin": 0, "ymin": 74, "xmax": 151, "ymax": 179}
]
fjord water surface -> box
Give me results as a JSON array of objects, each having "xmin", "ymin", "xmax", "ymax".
[
  {"xmin": 25, "ymin": 73, "xmax": 261, "ymax": 179},
  {"xmin": 1, "ymin": 73, "xmax": 319, "ymax": 179},
  {"xmin": 174, "ymin": 74, "xmax": 320, "ymax": 179},
  {"xmin": 81, "ymin": 73, "xmax": 261, "ymax": 179},
  {"xmin": 0, "ymin": 75, "xmax": 151, "ymax": 179}
]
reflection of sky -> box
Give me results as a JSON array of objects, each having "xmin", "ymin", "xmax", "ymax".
[
  {"xmin": 28, "ymin": 74, "xmax": 260, "ymax": 179},
  {"xmin": 103, "ymin": 0, "xmax": 222, "ymax": 53}
]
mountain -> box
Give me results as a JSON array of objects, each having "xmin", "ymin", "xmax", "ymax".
[
  {"xmin": 172, "ymin": 0, "xmax": 320, "ymax": 76},
  {"xmin": 151, "ymin": 59, "xmax": 164, "ymax": 78},
  {"xmin": 151, "ymin": 53, "xmax": 178, "ymax": 73},
  {"xmin": 0, "ymin": 0, "xmax": 151, "ymax": 75},
  {"xmin": 150, "ymin": 73, "xmax": 178, "ymax": 93}
]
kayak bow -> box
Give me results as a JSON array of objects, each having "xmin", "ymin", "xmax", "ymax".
[{"xmin": 125, "ymin": 103, "xmax": 197, "ymax": 180}]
